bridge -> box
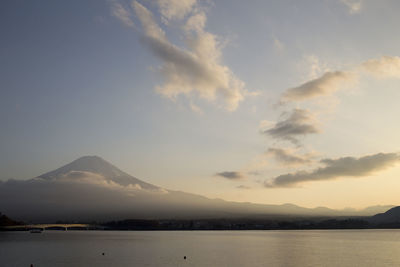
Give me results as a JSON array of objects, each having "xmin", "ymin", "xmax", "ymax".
[{"xmin": 3, "ymin": 224, "xmax": 100, "ymax": 231}]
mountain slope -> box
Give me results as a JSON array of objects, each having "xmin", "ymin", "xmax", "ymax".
[
  {"xmin": 370, "ymin": 206, "xmax": 400, "ymax": 223},
  {"xmin": 38, "ymin": 155, "xmax": 158, "ymax": 190}
]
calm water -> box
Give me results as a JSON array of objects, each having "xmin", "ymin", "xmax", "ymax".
[{"xmin": 1, "ymin": 230, "xmax": 400, "ymax": 267}]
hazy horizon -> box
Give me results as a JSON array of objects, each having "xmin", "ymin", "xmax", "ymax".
[
  {"xmin": 1, "ymin": 0, "xmax": 400, "ymax": 210},
  {"xmin": 0, "ymin": 154, "xmax": 396, "ymax": 217}
]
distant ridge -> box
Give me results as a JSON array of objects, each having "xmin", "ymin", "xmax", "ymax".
[{"xmin": 370, "ymin": 206, "xmax": 400, "ymax": 223}]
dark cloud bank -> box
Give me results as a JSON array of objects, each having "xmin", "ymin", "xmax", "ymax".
[{"xmin": 215, "ymin": 171, "xmax": 243, "ymax": 180}]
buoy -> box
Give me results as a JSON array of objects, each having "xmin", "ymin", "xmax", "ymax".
[
  {"xmin": 102, "ymin": 253, "xmax": 105, "ymax": 255},
  {"xmin": 184, "ymin": 256, "xmax": 186, "ymax": 260}
]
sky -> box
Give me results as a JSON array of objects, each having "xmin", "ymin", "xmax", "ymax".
[{"xmin": 1, "ymin": 0, "xmax": 400, "ymax": 209}]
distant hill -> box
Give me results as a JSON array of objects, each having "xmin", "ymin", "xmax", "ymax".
[
  {"xmin": 0, "ymin": 212, "xmax": 22, "ymax": 227},
  {"xmin": 370, "ymin": 206, "xmax": 400, "ymax": 224},
  {"xmin": 0, "ymin": 156, "xmax": 395, "ymax": 222}
]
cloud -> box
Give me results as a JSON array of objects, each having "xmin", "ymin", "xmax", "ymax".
[
  {"xmin": 183, "ymin": 10, "xmax": 206, "ymax": 32},
  {"xmin": 259, "ymin": 120, "xmax": 275, "ymax": 130},
  {"xmin": 273, "ymin": 37, "xmax": 285, "ymax": 52},
  {"xmin": 40, "ymin": 170, "xmax": 161, "ymax": 193},
  {"xmin": 302, "ymin": 55, "xmax": 328, "ymax": 79},
  {"xmin": 157, "ymin": 0, "xmax": 197, "ymax": 22},
  {"xmin": 57, "ymin": 171, "xmax": 117, "ymax": 186},
  {"xmin": 262, "ymin": 109, "xmax": 320, "ymax": 145},
  {"xmin": 131, "ymin": 1, "xmax": 246, "ymax": 111},
  {"xmin": 341, "ymin": 0, "xmax": 363, "ymax": 14},
  {"xmin": 133, "ymin": 1, "xmax": 166, "ymax": 40},
  {"xmin": 216, "ymin": 171, "xmax": 244, "ymax": 180},
  {"xmin": 282, "ymin": 71, "xmax": 356, "ymax": 102},
  {"xmin": 0, "ymin": 171, "xmax": 189, "ymax": 222},
  {"xmin": 110, "ymin": 1, "xmax": 134, "ymax": 27},
  {"xmin": 189, "ymin": 100, "xmax": 203, "ymax": 114},
  {"xmin": 265, "ymin": 152, "xmax": 400, "ymax": 187},
  {"xmin": 362, "ymin": 56, "xmax": 400, "ymax": 78},
  {"xmin": 267, "ymin": 148, "xmax": 313, "ymax": 166},
  {"xmin": 283, "ymin": 55, "xmax": 400, "ymax": 103}
]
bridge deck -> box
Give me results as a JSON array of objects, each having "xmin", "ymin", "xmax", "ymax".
[{"xmin": 3, "ymin": 224, "xmax": 92, "ymax": 230}]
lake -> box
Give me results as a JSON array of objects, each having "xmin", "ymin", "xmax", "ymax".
[{"xmin": 1, "ymin": 230, "xmax": 400, "ymax": 266}]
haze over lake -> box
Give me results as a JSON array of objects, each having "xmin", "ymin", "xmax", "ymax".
[{"xmin": 2, "ymin": 230, "xmax": 400, "ymax": 267}]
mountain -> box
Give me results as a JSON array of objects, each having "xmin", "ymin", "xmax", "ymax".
[
  {"xmin": 359, "ymin": 205, "xmax": 395, "ymax": 216},
  {"xmin": 0, "ymin": 212, "xmax": 22, "ymax": 227},
  {"xmin": 37, "ymin": 155, "xmax": 158, "ymax": 190},
  {"xmin": 0, "ymin": 156, "xmax": 394, "ymax": 222},
  {"xmin": 370, "ymin": 206, "xmax": 400, "ymax": 224}
]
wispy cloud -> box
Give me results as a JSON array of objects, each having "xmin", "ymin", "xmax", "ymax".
[
  {"xmin": 216, "ymin": 171, "xmax": 244, "ymax": 180},
  {"xmin": 267, "ymin": 148, "xmax": 314, "ymax": 166},
  {"xmin": 340, "ymin": 0, "xmax": 363, "ymax": 14},
  {"xmin": 110, "ymin": 0, "xmax": 134, "ymax": 28},
  {"xmin": 303, "ymin": 55, "xmax": 326, "ymax": 79},
  {"xmin": 282, "ymin": 55, "xmax": 400, "ymax": 103},
  {"xmin": 127, "ymin": 0, "xmax": 247, "ymax": 111},
  {"xmin": 265, "ymin": 152, "xmax": 400, "ymax": 187},
  {"xmin": 281, "ymin": 71, "xmax": 356, "ymax": 102},
  {"xmin": 157, "ymin": 0, "xmax": 197, "ymax": 22},
  {"xmin": 272, "ymin": 36, "xmax": 285, "ymax": 52},
  {"xmin": 262, "ymin": 109, "xmax": 320, "ymax": 145},
  {"xmin": 361, "ymin": 56, "xmax": 400, "ymax": 78}
]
